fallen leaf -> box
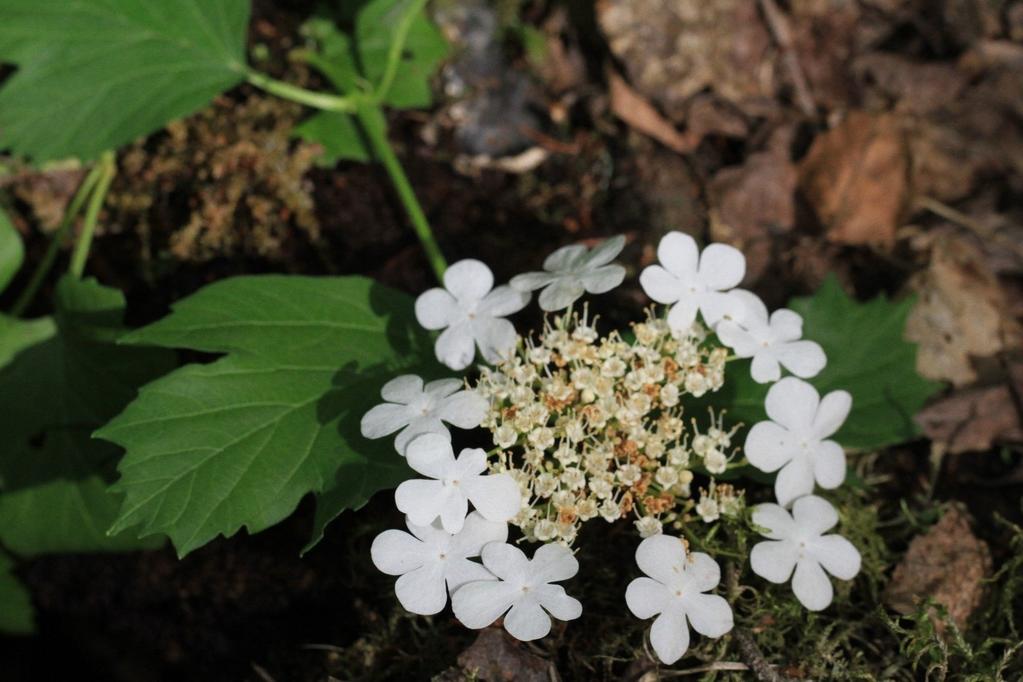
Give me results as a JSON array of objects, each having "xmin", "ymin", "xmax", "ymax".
[
  {"xmin": 798, "ymin": 111, "xmax": 908, "ymax": 246},
  {"xmin": 884, "ymin": 506, "xmax": 992, "ymax": 631},
  {"xmin": 916, "ymin": 384, "xmax": 1023, "ymax": 454},
  {"xmin": 607, "ymin": 69, "xmax": 697, "ymax": 154},
  {"xmin": 904, "ymin": 234, "xmax": 1019, "ymax": 386},
  {"xmin": 457, "ymin": 627, "xmax": 553, "ymax": 682}
]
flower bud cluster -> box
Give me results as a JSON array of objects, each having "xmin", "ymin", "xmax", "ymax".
[{"xmin": 474, "ymin": 308, "xmax": 741, "ymax": 545}]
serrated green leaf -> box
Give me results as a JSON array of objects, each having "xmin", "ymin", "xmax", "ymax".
[
  {"xmin": 0, "ymin": 206, "xmax": 24, "ymax": 294},
  {"xmin": 719, "ymin": 276, "xmax": 941, "ymax": 450},
  {"xmin": 0, "ymin": 276, "xmax": 174, "ymax": 555},
  {"xmin": 0, "ymin": 549, "xmax": 34, "ymax": 635},
  {"xmin": 0, "ymin": 0, "xmax": 250, "ymax": 161},
  {"xmin": 98, "ymin": 276, "xmax": 437, "ymax": 557},
  {"xmin": 356, "ymin": 0, "xmax": 449, "ymax": 109}
]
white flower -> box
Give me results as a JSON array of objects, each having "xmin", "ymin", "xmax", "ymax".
[
  {"xmin": 510, "ymin": 235, "xmax": 627, "ymax": 311},
  {"xmin": 695, "ymin": 496, "xmax": 720, "ymax": 523},
  {"xmin": 750, "ymin": 495, "xmax": 861, "ymax": 611},
  {"xmin": 361, "ymin": 375, "xmax": 488, "ymax": 454},
  {"xmin": 635, "ymin": 515, "xmax": 663, "ymax": 538},
  {"xmin": 625, "ymin": 535, "xmax": 734, "ymax": 664},
  {"xmin": 371, "ymin": 512, "xmax": 507, "ymax": 615},
  {"xmin": 639, "ymin": 232, "xmax": 745, "ymax": 333},
  {"xmin": 452, "ymin": 542, "xmax": 583, "ymax": 640},
  {"xmin": 395, "ymin": 434, "xmax": 522, "ymax": 533},
  {"xmin": 745, "ymin": 378, "xmax": 852, "ymax": 506},
  {"xmin": 716, "ymin": 290, "xmax": 827, "ymax": 384},
  {"xmin": 416, "ymin": 259, "xmax": 529, "ymax": 370}
]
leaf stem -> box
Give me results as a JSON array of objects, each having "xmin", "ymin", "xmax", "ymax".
[
  {"xmin": 373, "ymin": 0, "xmax": 431, "ymax": 102},
  {"xmin": 69, "ymin": 151, "xmax": 116, "ymax": 279},
  {"xmin": 245, "ymin": 70, "xmax": 360, "ymax": 112},
  {"xmin": 355, "ymin": 104, "xmax": 447, "ymax": 283},
  {"xmin": 11, "ymin": 161, "xmax": 104, "ymax": 316}
]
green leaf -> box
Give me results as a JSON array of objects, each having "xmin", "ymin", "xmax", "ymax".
[
  {"xmin": 720, "ymin": 276, "xmax": 941, "ymax": 450},
  {"xmin": 356, "ymin": 0, "xmax": 449, "ymax": 109},
  {"xmin": 293, "ymin": 111, "xmax": 374, "ymax": 165},
  {"xmin": 0, "ymin": 276, "xmax": 174, "ymax": 555},
  {"xmin": 0, "ymin": 205, "xmax": 24, "ymax": 294},
  {"xmin": 98, "ymin": 276, "xmax": 437, "ymax": 557},
  {"xmin": 0, "ymin": 0, "xmax": 250, "ymax": 161},
  {"xmin": 0, "ymin": 549, "xmax": 34, "ymax": 635}
]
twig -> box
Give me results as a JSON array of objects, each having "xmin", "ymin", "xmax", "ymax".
[
  {"xmin": 660, "ymin": 661, "xmax": 751, "ymax": 677},
  {"xmin": 757, "ymin": 0, "xmax": 816, "ymax": 118},
  {"xmin": 250, "ymin": 663, "xmax": 277, "ymax": 682},
  {"xmin": 915, "ymin": 195, "xmax": 1023, "ymax": 262},
  {"xmin": 724, "ymin": 561, "xmax": 795, "ymax": 682}
]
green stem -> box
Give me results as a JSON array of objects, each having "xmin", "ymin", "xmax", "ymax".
[
  {"xmin": 10, "ymin": 162, "xmax": 105, "ymax": 316},
  {"xmin": 356, "ymin": 104, "xmax": 447, "ymax": 283},
  {"xmin": 373, "ymin": 0, "xmax": 430, "ymax": 102},
  {"xmin": 245, "ymin": 71, "xmax": 359, "ymax": 112},
  {"xmin": 69, "ymin": 152, "xmax": 116, "ymax": 279}
]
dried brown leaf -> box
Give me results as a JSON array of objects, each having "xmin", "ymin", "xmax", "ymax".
[
  {"xmin": 457, "ymin": 628, "xmax": 554, "ymax": 682},
  {"xmin": 607, "ymin": 69, "xmax": 697, "ymax": 154},
  {"xmin": 916, "ymin": 384, "xmax": 1023, "ymax": 454}
]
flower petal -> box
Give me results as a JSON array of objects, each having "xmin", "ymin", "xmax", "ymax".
[
  {"xmin": 380, "ymin": 375, "xmax": 425, "ymax": 403},
  {"xmin": 445, "ymin": 557, "xmax": 499, "ymax": 593},
  {"xmin": 809, "ymin": 534, "xmax": 861, "ymax": 581},
  {"xmin": 423, "ymin": 378, "xmax": 463, "ymax": 400},
  {"xmin": 435, "ymin": 322, "xmax": 477, "ymax": 370},
  {"xmin": 395, "ymin": 479, "xmax": 447, "ymax": 527},
  {"xmin": 765, "ymin": 377, "xmax": 820, "ymax": 431},
  {"xmin": 394, "ymin": 417, "xmax": 449, "ymax": 456},
  {"xmin": 538, "ymin": 277, "xmax": 585, "ymax": 311},
  {"xmin": 504, "ymin": 598, "xmax": 552, "ymax": 641},
  {"xmin": 698, "ymin": 243, "xmax": 745, "ymax": 291},
  {"xmin": 478, "ymin": 284, "xmax": 529, "ymax": 317},
  {"xmin": 510, "ymin": 271, "xmax": 558, "ymax": 292},
  {"xmin": 750, "ymin": 539, "xmax": 798, "ymax": 584},
  {"xmin": 395, "ymin": 562, "xmax": 448, "ymax": 615},
  {"xmin": 475, "ymin": 317, "xmax": 519, "ymax": 364},
  {"xmin": 657, "ymin": 232, "xmax": 699, "ymax": 278},
  {"xmin": 529, "ymin": 542, "xmax": 578, "ymax": 584},
  {"xmin": 452, "ymin": 579, "xmax": 519, "ymax": 628},
  {"xmin": 445, "ymin": 259, "xmax": 494, "ymax": 303},
  {"xmin": 361, "ymin": 403, "xmax": 413, "ymax": 439},
  {"xmin": 371, "ymin": 529, "xmax": 428, "ymax": 575},
  {"xmin": 812, "ymin": 390, "xmax": 852, "ymax": 440},
  {"xmin": 790, "ymin": 495, "xmax": 838, "ymax": 536},
  {"xmin": 649, "ymin": 609, "xmax": 690, "ymax": 665},
  {"xmin": 464, "ymin": 472, "xmax": 522, "ymax": 523},
  {"xmin": 625, "ymin": 577, "xmax": 670, "ymax": 619},
  {"xmin": 750, "ymin": 503, "xmax": 796, "ymax": 540},
  {"xmin": 536, "ymin": 584, "xmax": 583, "ymax": 622},
  {"xmin": 435, "ymin": 390, "xmax": 488, "ymax": 430},
  {"xmin": 480, "ymin": 542, "xmax": 531, "ymax": 582},
  {"xmin": 716, "ymin": 321, "xmax": 760, "ymax": 357},
  {"xmin": 639, "ymin": 265, "xmax": 682, "ymax": 304},
  {"xmin": 579, "ymin": 264, "xmax": 626, "ymax": 294},
  {"xmin": 745, "ymin": 421, "xmax": 795, "ymax": 474},
  {"xmin": 699, "ymin": 291, "xmax": 746, "ymax": 327},
  {"xmin": 636, "ymin": 534, "xmax": 687, "ymax": 585},
  {"xmin": 751, "ymin": 351, "xmax": 782, "ymax": 384},
  {"xmin": 775, "ymin": 340, "xmax": 827, "ymax": 379},
  {"xmin": 792, "ymin": 557, "xmax": 834, "ymax": 611},
  {"xmin": 439, "ymin": 493, "xmax": 470, "ymax": 533},
  {"xmin": 774, "ymin": 457, "xmax": 815, "ymax": 507},
  {"xmin": 666, "ymin": 299, "xmax": 699, "ymax": 335},
  {"xmin": 681, "ymin": 552, "xmax": 721, "ymax": 593},
  {"xmin": 543, "ymin": 243, "xmax": 588, "ymax": 272},
  {"xmin": 405, "ymin": 433, "xmax": 455, "ymax": 479},
  {"xmin": 813, "ymin": 440, "xmax": 846, "ymax": 490},
  {"xmin": 727, "ymin": 289, "xmax": 768, "ymax": 325},
  {"xmin": 415, "ymin": 288, "xmax": 459, "ymax": 330},
  {"xmin": 448, "ymin": 512, "xmax": 508, "ymax": 558},
  {"xmin": 769, "ymin": 309, "xmax": 804, "ymax": 342},
  {"xmin": 454, "ymin": 447, "xmax": 489, "ymax": 477},
  {"xmin": 581, "ymin": 234, "xmax": 626, "ymax": 268},
  {"xmin": 683, "ymin": 592, "xmax": 733, "ymax": 638}
]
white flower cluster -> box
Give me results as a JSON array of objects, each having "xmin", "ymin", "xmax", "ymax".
[{"xmin": 358, "ymin": 232, "xmax": 862, "ymax": 664}]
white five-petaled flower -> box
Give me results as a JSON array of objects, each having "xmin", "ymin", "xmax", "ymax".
[
  {"xmin": 452, "ymin": 542, "xmax": 583, "ymax": 641},
  {"xmin": 625, "ymin": 534, "xmax": 734, "ymax": 665},
  {"xmin": 361, "ymin": 375, "xmax": 488, "ymax": 454},
  {"xmin": 395, "ymin": 433, "xmax": 521, "ymax": 533},
  {"xmin": 510, "ymin": 235, "xmax": 627, "ymax": 311},
  {"xmin": 371, "ymin": 512, "xmax": 508, "ymax": 615},
  {"xmin": 639, "ymin": 232, "xmax": 745, "ymax": 333},
  {"xmin": 716, "ymin": 290, "xmax": 827, "ymax": 384},
  {"xmin": 745, "ymin": 377, "xmax": 852, "ymax": 507},
  {"xmin": 750, "ymin": 495, "xmax": 861, "ymax": 611},
  {"xmin": 415, "ymin": 259, "xmax": 529, "ymax": 370}
]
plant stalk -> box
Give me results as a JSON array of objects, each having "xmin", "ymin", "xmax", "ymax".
[
  {"xmin": 245, "ymin": 71, "xmax": 359, "ymax": 112},
  {"xmin": 11, "ymin": 162, "xmax": 104, "ymax": 316},
  {"xmin": 373, "ymin": 0, "xmax": 431, "ymax": 102},
  {"xmin": 69, "ymin": 152, "xmax": 116, "ymax": 279}
]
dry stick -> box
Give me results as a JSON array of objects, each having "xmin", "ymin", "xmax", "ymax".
[
  {"xmin": 758, "ymin": 0, "xmax": 816, "ymax": 118},
  {"xmin": 724, "ymin": 561, "xmax": 796, "ymax": 682}
]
